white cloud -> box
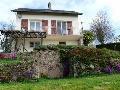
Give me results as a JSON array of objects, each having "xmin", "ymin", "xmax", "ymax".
[{"xmin": 0, "ymin": 0, "xmax": 120, "ymax": 35}]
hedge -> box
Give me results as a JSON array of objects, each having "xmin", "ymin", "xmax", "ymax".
[{"xmin": 96, "ymin": 42, "xmax": 120, "ymax": 51}]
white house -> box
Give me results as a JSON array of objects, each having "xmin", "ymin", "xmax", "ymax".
[{"xmin": 11, "ymin": 2, "xmax": 83, "ymax": 52}]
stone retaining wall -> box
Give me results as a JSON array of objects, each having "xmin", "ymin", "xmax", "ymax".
[
  {"xmin": 0, "ymin": 50, "xmax": 63, "ymax": 82},
  {"xmin": 34, "ymin": 50, "xmax": 63, "ymax": 78}
]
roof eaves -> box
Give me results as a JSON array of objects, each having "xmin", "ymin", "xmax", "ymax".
[{"xmin": 11, "ymin": 8, "xmax": 83, "ymax": 15}]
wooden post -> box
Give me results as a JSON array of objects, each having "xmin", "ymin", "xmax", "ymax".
[
  {"xmin": 40, "ymin": 32, "xmax": 43, "ymax": 45},
  {"xmin": 0, "ymin": 30, "xmax": 46, "ymax": 52},
  {"xmin": 23, "ymin": 33, "xmax": 25, "ymax": 52},
  {"xmin": 5, "ymin": 33, "xmax": 8, "ymax": 52},
  {"xmin": 41, "ymin": 37, "xmax": 43, "ymax": 45},
  {"xmin": 14, "ymin": 38, "xmax": 18, "ymax": 52}
]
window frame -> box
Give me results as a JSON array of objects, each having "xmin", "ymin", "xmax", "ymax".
[
  {"xmin": 29, "ymin": 42, "xmax": 40, "ymax": 48},
  {"xmin": 57, "ymin": 21, "xmax": 67, "ymax": 35},
  {"xmin": 29, "ymin": 20, "xmax": 42, "ymax": 31},
  {"xmin": 59, "ymin": 42, "xmax": 66, "ymax": 45},
  {"xmin": 29, "ymin": 42, "xmax": 34, "ymax": 47}
]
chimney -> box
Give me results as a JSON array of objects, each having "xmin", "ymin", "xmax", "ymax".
[{"xmin": 48, "ymin": 2, "xmax": 51, "ymax": 10}]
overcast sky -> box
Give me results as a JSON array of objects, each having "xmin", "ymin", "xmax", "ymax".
[{"xmin": 0, "ymin": 0, "xmax": 120, "ymax": 35}]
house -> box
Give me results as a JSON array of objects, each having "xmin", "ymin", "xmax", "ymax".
[{"xmin": 11, "ymin": 2, "xmax": 83, "ymax": 52}]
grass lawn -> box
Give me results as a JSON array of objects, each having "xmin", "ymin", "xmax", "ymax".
[{"xmin": 0, "ymin": 74, "xmax": 120, "ymax": 90}]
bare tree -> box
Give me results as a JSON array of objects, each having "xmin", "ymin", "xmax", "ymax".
[
  {"xmin": 90, "ymin": 11, "xmax": 114, "ymax": 44},
  {"xmin": 0, "ymin": 20, "xmax": 15, "ymax": 52},
  {"xmin": 113, "ymin": 35, "xmax": 120, "ymax": 43},
  {"xmin": 0, "ymin": 20, "xmax": 15, "ymax": 30}
]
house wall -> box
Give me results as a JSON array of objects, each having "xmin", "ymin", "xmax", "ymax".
[
  {"xmin": 15, "ymin": 14, "xmax": 81, "ymax": 35},
  {"xmin": 14, "ymin": 13, "xmax": 83, "ymax": 52},
  {"xmin": 43, "ymin": 40, "xmax": 78, "ymax": 45},
  {"xmin": 17, "ymin": 39, "xmax": 78, "ymax": 52}
]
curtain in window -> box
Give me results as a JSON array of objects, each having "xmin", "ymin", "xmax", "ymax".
[
  {"xmin": 57, "ymin": 22, "xmax": 61, "ymax": 34},
  {"xmin": 62, "ymin": 22, "xmax": 66, "ymax": 34},
  {"xmin": 36, "ymin": 22, "xmax": 40, "ymax": 31},
  {"xmin": 30, "ymin": 22, "xmax": 35, "ymax": 31}
]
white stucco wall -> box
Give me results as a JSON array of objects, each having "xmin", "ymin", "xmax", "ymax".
[
  {"xmin": 15, "ymin": 13, "xmax": 81, "ymax": 35},
  {"xmin": 14, "ymin": 13, "xmax": 83, "ymax": 52},
  {"xmin": 43, "ymin": 40, "xmax": 78, "ymax": 45}
]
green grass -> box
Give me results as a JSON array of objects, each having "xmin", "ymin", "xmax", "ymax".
[
  {"xmin": 0, "ymin": 74, "xmax": 120, "ymax": 90},
  {"xmin": 0, "ymin": 57, "xmax": 21, "ymax": 64}
]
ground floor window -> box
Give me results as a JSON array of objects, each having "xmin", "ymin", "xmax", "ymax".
[
  {"xmin": 59, "ymin": 42, "xmax": 66, "ymax": 45},
  {"xmin": 30, "ymin": 42, "xmax": 40, "ymax": 47}
]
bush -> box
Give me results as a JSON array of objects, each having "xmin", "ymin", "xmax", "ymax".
[
  {"xmin": 104, "ymin": 60, "xmax": 120, "ymax": 74},
  {"xmin": 0, "ymin": 61, "xmax": 37, "ymax": 83},
  {"xmin": 34, "ymin": 44, "xmax": 85, "ymax": 51},
  {"xmin": 0, "ymin": 53, "xmax": 5, "ymax": 59},
  {"xmin": 102, "ymin": 48, "xmax": 120, "ymax": 59},
  {"xmin": 59, "ymin": 46, "xmax": 120, "ymax": 76},
  {"xmin": 96, "ymin": 42, "xmax": 120, "ymax": 51},
  {"xmin": 34, "ymin": 45, "xmax": 48, "ymax": 51},
  {"xmin": 4, "ymin": 52, "xmax": 17, "ymax": 59},
  {"xmin": 34, "ymin": 45, "xmax": 120, "ymax": 76}
]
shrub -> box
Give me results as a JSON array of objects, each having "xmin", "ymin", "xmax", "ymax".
[
  {"xmin": 104, "ymin": 65, "xmax": 111, "ymax": 73},
  {"xmin": 110, "ymin": 60, "xmax": 120, "ymax": 73},
  {"xmin": 34, "ymin": 45, "xmax": 48, "ymax": 51},
  {"xmin": 0, "ymin": 61, "xmax": 38, "ymax": 83},
  {"xmin": 83, "ymin": 30, "xmax": 94, "ymax": 46},
  {"xmin": 34, "ymin": 45, "xmax": 120, "ymax": 76},
  {"xmin": 59, "ymin": 47, "xmax": 120, "ymax": 76},
  {"xmin": 0, "ymin": 53, "xmax": 5, "ymax": 59},
  {"xmin": 96, "ymin": 42, "xmax": 120, "ymax": 51},
  {"xmin": 102, "ymin": 48, "xmax": 120, "ymax": 59},
  {"xmin": 4, "ymin": 52, "xmax": 17, "ymax": 59},
  {"xmin": 104, "ymin": 60, "xmax": 120, "ymax": 74}
]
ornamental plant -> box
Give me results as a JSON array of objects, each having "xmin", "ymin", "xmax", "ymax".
[
  {"xmin": 5, "ymin": 52, "xmax": 17, "ymax": 59},
  {"xmin": 104, "ymin": 65, "xmax": 111, "ymax": 73},
  {"xmin": 104, "ymin": 60, "xmax": 120, "ymax": 73},
  {"xmin": 0, "ymin": 53, "xmax": 5, "ymax": 59},
  {"xmin": 110, "ymin": 60, "xmax": 120, "ymax": 73}
]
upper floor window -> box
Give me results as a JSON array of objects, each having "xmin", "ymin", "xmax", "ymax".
[
  {"xmin": 30, "ymin": 21, "xmax": 41, "ymax": 31},
  {"xmin": 51, "ymin": 20, "xmax": 72, "ymax": 35},
  {"xmin": 57, "ymin": 21, "xmax": 67, "ymax": 35}
]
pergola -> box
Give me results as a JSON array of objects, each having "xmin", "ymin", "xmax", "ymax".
[{"xmin": 0, "ymin": 30, "xmax": 46, "ymax": 52}]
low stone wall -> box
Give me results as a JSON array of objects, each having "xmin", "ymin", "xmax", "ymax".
[
  {"xmin": 0, "ymin": 50, "xmax": 63, "ymax": 83},
  {"xmin": 0, "ymin": 61, "xmax": 38, "ymax": 82},
  {"xmin": 35, "ymin": 50, "xmax": 63, "ymax": 78}
]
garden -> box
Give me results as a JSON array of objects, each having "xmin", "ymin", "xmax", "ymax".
[{"xmin": 0, "ymin": 45, "xmax": 120, "ymax": 89}]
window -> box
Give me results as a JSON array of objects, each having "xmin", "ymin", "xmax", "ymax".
[
  {"xmin": 30, "ymin": 42, "xmax": 40, "ymax": 47},
  {"xmin": 35, "ymin": 42, "xmax": 40, "ymax": 47},
  {"xmin": 30, "ymin": 21, "xmax": 41, "ymax": 31},
  {"xmin": 59, "ymin": 42, "xmax": 66, "ymax": 45},
  {"xmin": 57, "ymin": 21, "xmax": 67, "ymax": 35},
  {"xmin": 30, "ymin": 42, "xmax": 34, "ymax": 47}
]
